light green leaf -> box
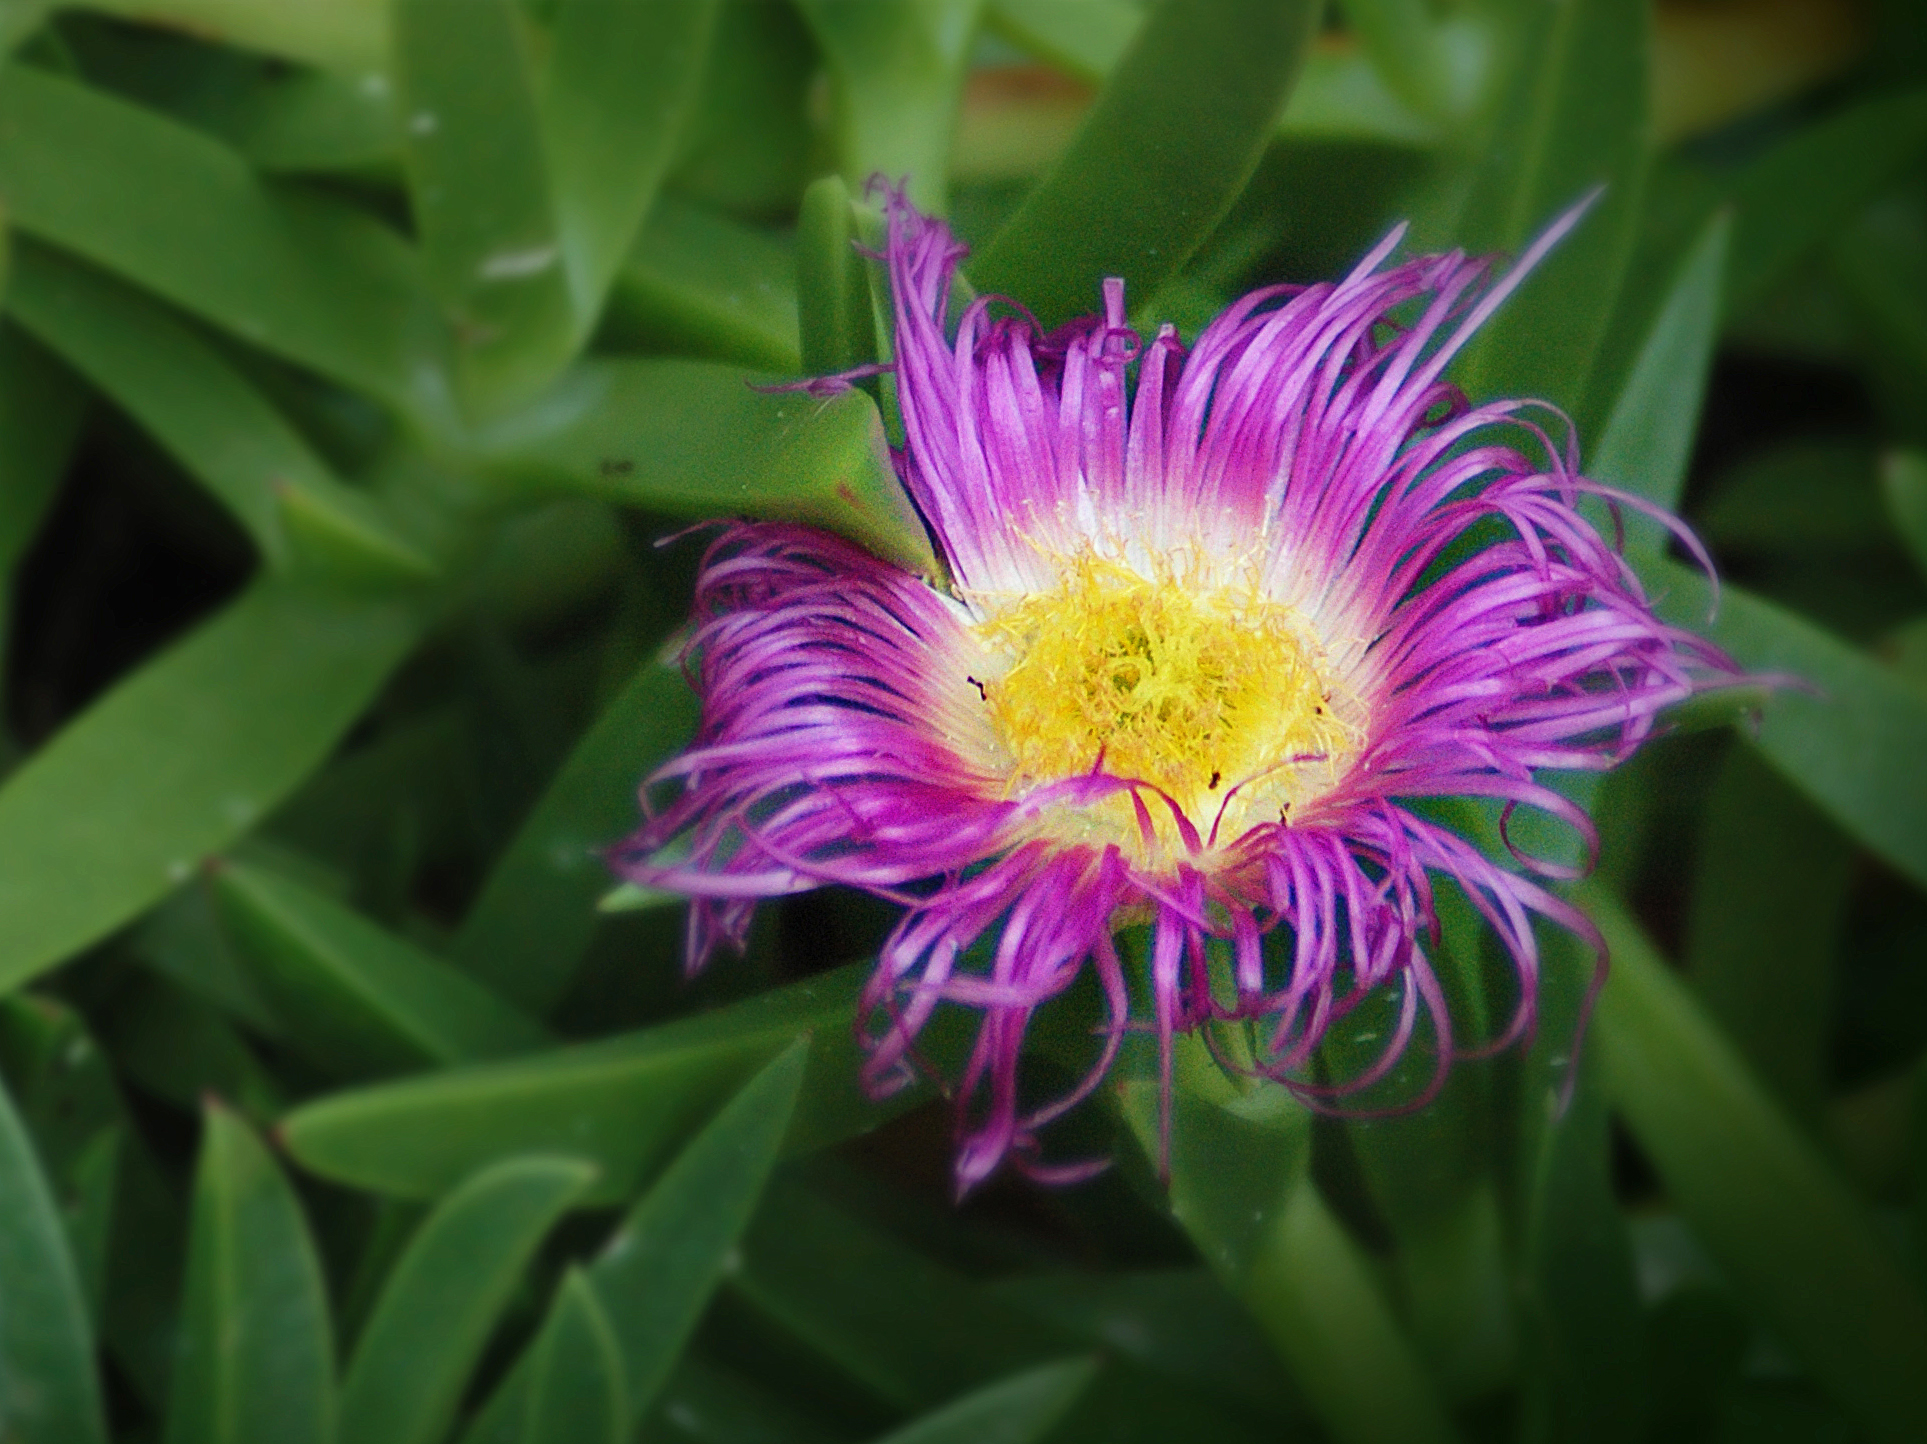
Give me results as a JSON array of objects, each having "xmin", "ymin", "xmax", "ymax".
[
  {"xmin": 870, "ymin": 1360, "xmax": 1096, "ymax": 1444},
  {"xmin": 338, "ymin": 1156, "xmax": 598, "ymax": 1444},
  {"xmin": 1449, "ymin": 0, "xmax": 1648, "ymax": 417},
  {"xmin": 9, "ymin": 240, "xmax": 435, "ymax": 581},
  {"xmin": 475, "ymin": 358, "xmax": 936, "ymax": 578},
  {"xmin": 0, "ymin": 63, "xmax": 438, "ymax": 410},
  {"xmin": 602, "ymin": 195, "xmax": 800, "ymax": 373},
  {"xmin": 1588, "ymin": 210, "xmax": 1729, "ymax": 565},
  {"xmin": 237, "ymin": 67, "xmax": 397, "ymax": 176},
  {"xmin": 75, "ymin": 0, "xmax": 386, "ymax": 73},
  {"xmin": 452, "ymin": 657, "xmax": 698, "ymax": 1014},
  {"xmin": 1590, "ymin": 890, "xmax": 1927, "ymax": 1444},
  {"xmin": 1657, "ymin": 564, "xmax": 1927, "ymax": 891},
  {"xmin": 797, "ymin": 174, "xmax": 882, "ymax": 379},
  {"xmin": 461, "ymin": 1042, "xmax": 808, "ymax": 1444},
  {"xmin": 280, "ymin": 963, "xmax": 899, "ymax": 1204},
  {"xmin": 164, "ymin": 1104, "xmax": 334, "ymax": 1444},
  {"xmin": 795, "ymin": 0, "xmax": 984, "ymax": 212},
  {"xmin": 213, "ymin": 858, "xmax": 548, "ymax": 1078},
  {"xmin": 543, "ymin": 0, "xmax": 721, "ymax": 333},
  {"xmin": 394, "ymin": 0, "xmax": 572, "ymax": 415},
  {"xmin": 0, "ymin": 1070, "xmax": 107, "ymax": 1444},
  {"xmin": 518, "ymin": 1269, "xmax": 625, "ymax": 1444},
  {"xmin": 1881, "ymin": 450, "xmax": 1927, "ymax": 581},
  {"xmin": 970, "ymin": 0, "xmax": 1319, "ymax": 331},
  {"xmin": 0, "ymin": 579, "xmax": 421, "ymax": 996}
]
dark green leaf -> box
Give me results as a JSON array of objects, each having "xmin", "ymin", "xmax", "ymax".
[
  {"xmin": 164, "ymin": 1104, "xmax": 334, "ymax": 1444},
  {"xmin": 213, "ymin": 857, "xmax": 549, "ymax": 1078},
  {"xmin": 1697, "ymin": 441, "xmax": 1883, "ymax": 554},
  {"xmin": 462, "ymin": 1042, "xmax": 808, "ymax": 1444},
  {"xmin": 95, "ymin": 971, "xmax": 284, "ymax": 1121},
  {"xmin": 1449, "ymin": 0, "xmax": 1648, "ymax": 417},
  {"xmin": 730, "ymin": 1176, "xmax": 1070, "ymax": 1413},
  {"xmin": 281, "ymin": 963, "xmax": 903, "ymax": 1204},
  {"xmin": 1115, "ymin": 1039, "xmax": 1462, "ymax": 1444},
  {"xmin": 603, "ymin": 195, "xmax": 800, "ymax": 373},
  {"xmin": 474, "ymin": 358, "xmax": 936, "ymax": 577},
  {"xmin": 1588, "ymin": 209, "xmax": 1729, "ymax": 565},
  {"xmin": 0, "ymin": 322, "xmax": 85, "ymax": 676},
  {"xmin": 544, "ymin": 0, "xmax": 722, "ymax": 330},
  {"xmin": 0, "ymin": 1070, "xmax": 107, "ymax": 1443},
  {"xmin": 1657, "ymin": 564, "xmax": 1927, "ymax": 891},
  {"xmin": 1590, "ymin": 890, "xmax": 1927, "ymax": 1444},
  {"xmin": 338, "ymin": 1156, "xmax": 598, "ymax": 1444},
  {"xmin": 970, "ymin": 0, "xmax": 1319, "ymax": 330},
  {"xmin": 0, "ymin": 63, "xmax": 438, "ymax": 409},
  {"xmin": 519, "ymin": 1269, "xmax": 626, "ymax": 1444},
  {"xmin": 9, "ymin": 240, "xmax": 435, "ymax": 582},
  {"xmin": 1724, "ymin": 88, "xmax": 1927, "ymax": 313},
  {"xmin": 0, "ymin": 579, "xmax": 421, "ymax": 995},
  {"xmin": 1885, "ymin": 449, "xmax": 1927, "ymax": 579},
  {"xmin": 1684, "ymin": 747, "xmax": 1852, "ymax": 1123},
  {"xmin": 452, "ymin": 657, "xmax": 698, "ymax": 1013},
  {"xmin": 394, "ymin": 0, "xmax": 573, "ymax": 414},
  {"xmin": 871, "ymin": 1359, "xmax": 1096, "ymax": 1444}
]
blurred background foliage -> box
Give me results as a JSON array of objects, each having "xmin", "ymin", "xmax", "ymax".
[{"xmin": 0, "ymin": 0, "xmax": 1921, "ymax": 1441}]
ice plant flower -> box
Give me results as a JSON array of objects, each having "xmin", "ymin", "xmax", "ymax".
[{"xmin": 615, "ymin": 190, "xmax": 1735, "ymax": 1193}]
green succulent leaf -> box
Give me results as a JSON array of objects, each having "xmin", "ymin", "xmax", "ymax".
[
  {"xmin": 164, "ymin": 1103, "xmax": 335, "ymax": 1444},
  {"xmin": 971, "ymin": 0, "xmax": 1320, "ymax": 331},
  {"xmin": 0, "ymin": 580, "xmax": 421, "ymax": 996},
  {"xmin": 869, "ymin": 1359, "xmax": 1097, "ymax": 1444},
  {"xmin": 518, "ymin": 1268, "xmax": 626, "ymax": 1444},
  {"xmin": 337, "ymin": 1156, "xmax": 599, "ymax": 1444}
]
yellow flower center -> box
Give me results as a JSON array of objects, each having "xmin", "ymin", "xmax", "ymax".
[{"xmin": 976, "ymin": 552, "xmax": 1355, "ymax": 847}]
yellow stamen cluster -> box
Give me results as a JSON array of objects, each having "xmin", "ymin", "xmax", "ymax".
[{"xmin": 976, "ymin": 552, "xmax": 1353, "ymax": 840}]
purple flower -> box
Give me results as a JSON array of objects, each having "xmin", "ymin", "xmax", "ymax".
[{"xmin": 615, "ymin": 190, "xmax": 1735, "ymax": 1194}]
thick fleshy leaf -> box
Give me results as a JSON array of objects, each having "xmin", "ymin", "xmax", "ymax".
[
  {"xmin": 473, "ymin": 358, "xmax": 935, "ymax": 577},
  {"xmin": 730, "ymin": 1176, "xmax": 1070, "ymax": 1412},
  {"xmin": 337, "ymin": 1156, "xmax": 598, "ymax": 1444},
  {"xmin": 95, "ymin": 972, "xmax": 284, "ymax": 1122},
  {"xmin": 871, "ymin": 1360, "xmax": 1096, "ymax": 1444},
  {"xmin": 602, "ymin": 195, "xmax": 800, "ymax": 373},
  {"xmin": 213, "ymin": 858, "xmax": 547, "ymax": 1078},
  {"xmin": 1884, "ymin": 450, "xmax": 1927, "ymax": 579},
  {"xmin": 0, "ymin": 579, "xmax": 421, "ymax": 996},
  {"xmin": 1513, "ymin": 926, "xmax": 1647, "ymax": 1444},
  {"xmin": 394, "ymin": 0, "xmax": 573, "ymax": 414},
  {"xmin": 796, "ymin": 174, "xmax": 882, "ymax": 379},
  {"xmin": 794, "ymin": 0, "xmax": 983, "ymax": 212},
  {"xmin": 1590, "ymin": 890, "xmax": 1927, "ymax": 1444},
  {"xmin": 0, "ymin": 323, "xmax": 85, "ymax": 668},
  {"xmin": 1723, "ymin": 87, "xmax": 1927, "ymax": 313},
  {"xmin": 970, "ymin": 0, "xmax": 1319, "ymax": 330},
  {"xmin": 9, "ymin": 241, "xmax": 435, "ymax": 581},
  {"xmin": 238, "ymin": 68, "xmax": 397, "ymax": 175},
  {"xmin": 1115, "ymin": 1040, "xmax": 1462, "ymax": 1444},
  {"xmin": 78, "ymin": 0, "xmax": 387, "ymax": 72},
  {"xmin": 1588, "ymin": 210, "xmax": 1729, "ymax": 565},
  {"xmin": 0, "ymin": 63, "xmax": 438, "ymax": 410},
  {"xmin": 543, "ymin": 0, "xmax": 721, "ymax": 331},
  {"xmin": 0, "ymin": 1070, "xmax": 108, "ymax": 1444},
  {"xmin": 519, "ymin": 1269, "xmax": 626, "ymax": 1444},
  {"xmin": 1449, "ymin": 0, "xmax": 1647, "ymax": 417},
  {"xmin": 452, "ymin": 657, "xmax": 698, "ymax": 1013},
  {"xmin": 1684, "ymin": 748, "xmax": 1851, "ymax": 1123},
  {"xmin": 1657, "ymin": 564, "xmax": 1927, "ymax": 891},
  {"xmin": 985, "ymin": 1, "xmax": 1435, "ymax": 147},
  {"xmin": 164, "ymin": 1104, "xmax": 334, "ymax": 1444},
  {"xmin": 460, "ymin": 1042, "xmax": 807, "ymax": 1444},
  {"xmin": 280, "ymin": 963, "xmax": 898, "ymax": 1203},
  {"xmin": 1332, "ymin": 0, "xmax": 1480, "ymax": 122}
]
